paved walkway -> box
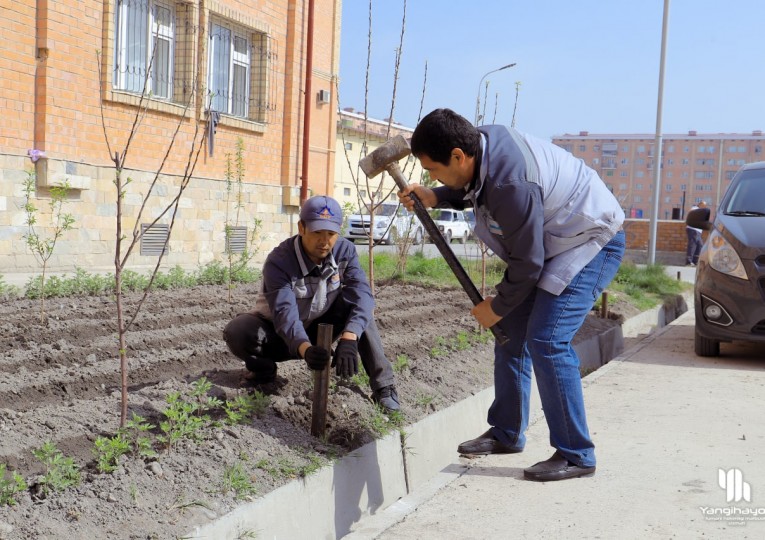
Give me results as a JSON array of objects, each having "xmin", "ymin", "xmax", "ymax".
[{"xmin": 348, "ymin": 275, "xmax": 765, "ymax": 539}]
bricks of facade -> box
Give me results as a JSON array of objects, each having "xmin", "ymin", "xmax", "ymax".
[{"xmin": 1, "ymin": 0, "xmax": 340, "ymax": 275}]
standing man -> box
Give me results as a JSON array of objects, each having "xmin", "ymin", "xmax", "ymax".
[
  {"xmin": 685, "ymin": 201, "xmax": 707, "ymax": 266},
  {"xmin": 223, "ymin": 195, "xmax": 399, "ymax": 411},
  {"xmin": 398, "ymin": 109, "xmax": 624, "ymax": 481}
]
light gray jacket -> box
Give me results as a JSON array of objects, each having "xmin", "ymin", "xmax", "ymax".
[{"xmin": 434, "ymin": 125, "xmax": 624, "ymax": 317}]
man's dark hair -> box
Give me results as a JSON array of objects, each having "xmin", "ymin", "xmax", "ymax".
[{"xmin": 410, "ymin": 108, "xmax": 481, "ymax": 165}]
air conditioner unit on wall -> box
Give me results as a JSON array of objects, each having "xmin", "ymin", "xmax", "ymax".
[{"xmin": 317, "ymin": 89, "xmax": 331, "ymax": 104}]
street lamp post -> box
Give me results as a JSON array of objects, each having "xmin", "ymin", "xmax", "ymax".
[{"xmin": 474, "ymin": 63, "xmax": 516, "ymax": 125}]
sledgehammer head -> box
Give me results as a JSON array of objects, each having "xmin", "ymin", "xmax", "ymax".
[{"xmin": 359, "ymin": 135, "xmax": 411, "ymax": 178}]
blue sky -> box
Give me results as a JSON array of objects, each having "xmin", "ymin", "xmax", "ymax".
[{"xmin": 338, "ymin": 0, "xmax": 764, "ymax": 140}]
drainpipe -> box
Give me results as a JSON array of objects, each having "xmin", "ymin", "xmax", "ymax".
[{"xmin": 299, "ymin": 0, "xmax": 315, "ymax": 204}]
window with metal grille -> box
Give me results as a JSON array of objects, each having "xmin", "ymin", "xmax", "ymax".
[
  {"xmin": 207, "ymin": 18, "xmax": 271, "ymax": 122},
  {"xmin": 140, "ymin": 224, "xmax": 169, "ymax": 256},
  {"xmin": 113, "ymin": 0, "xmax": 176, "ymax": 100},
  {"xmin": 226, "ymin": 225, "xmax": 247, "ymax": 254}
]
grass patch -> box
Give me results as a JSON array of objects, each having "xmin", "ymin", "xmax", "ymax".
[
  {"xmin": 21, "ymin": 262, "xmax": 261, "ymax": 300},
  {"xmin": 360, "ymin": 252, "xmax": 689, "ymax": 316},
  {"xmin": 606, "ymin": 261, "xmax": 690, "ymax": 311}
]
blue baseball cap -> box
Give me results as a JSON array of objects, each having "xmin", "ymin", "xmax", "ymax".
[{"xmin": 299, "ymin": 195, "xmax": 343, "ymax": 233}]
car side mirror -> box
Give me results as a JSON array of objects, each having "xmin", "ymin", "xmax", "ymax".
[{"xmin": 686, "ymin": 207, "xmax": 712, "ymax": 230}]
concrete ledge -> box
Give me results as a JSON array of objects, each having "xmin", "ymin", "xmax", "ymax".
[
  {"xmin": 189, "ymin": 431, "xmax": 405, "ymax": 539},
  {"xmin": 184, "ymin": 293, "xmax": 691, "ymax": 539}
]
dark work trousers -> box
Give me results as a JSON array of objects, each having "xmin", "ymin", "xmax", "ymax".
[
  {"xmin": 223, "ymin": 297, "xmax": 395, "ymax": 391},
  {"xmin": 686, "ymin": 227, "xmax": 703, "ymax": 264}
]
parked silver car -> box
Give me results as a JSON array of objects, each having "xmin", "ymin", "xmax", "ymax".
[{"xmin": 687, "ymin": 161, "xmax": 765, "ymax": 356}]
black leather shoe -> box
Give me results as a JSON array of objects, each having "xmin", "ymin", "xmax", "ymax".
[
  {"xmin": 523, "ymin": 451, "xmax": 596, "ymax": 481},
  {"xmin": 457, "ymin": 429, "xmax": 522, "ymax": 455}
]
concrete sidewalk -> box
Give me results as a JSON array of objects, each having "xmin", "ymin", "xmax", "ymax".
[{"xmin": 348, "ymin": 309, "xmax": 765, "ymax": 539}]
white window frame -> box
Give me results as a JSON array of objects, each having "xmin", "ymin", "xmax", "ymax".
[
  {"xmin": 208, "ymin": 20, "xmax": 251, "ymax": 118},
  {"xmin": 114, "ymin": 0, "xmax": 175, "ymax": 100}
]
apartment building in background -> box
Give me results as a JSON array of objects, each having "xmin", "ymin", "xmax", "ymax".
[
  {"xmin": 553, "ymin": 131, "xmax": 765, "ymax": 219},
  {"xmin": 1, "ymin": 0, "xmax": 341, "ymax": 275},
  {"xmin": 334, "ymin": 108, "xmax": 425, "ymax": 212}
]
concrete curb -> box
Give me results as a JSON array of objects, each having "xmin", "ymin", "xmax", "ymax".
[{"xmin": 185, "ymin": 293, "xmax": 690, "ymax": 539}]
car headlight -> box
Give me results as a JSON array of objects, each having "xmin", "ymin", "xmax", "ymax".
[
  {"xmin": 707, "ymin": 230, "xmax": 748, "ymax": 279},
  {"xmin": 376, "ymin": 221, "xmax": 387, "ymax": 229}
]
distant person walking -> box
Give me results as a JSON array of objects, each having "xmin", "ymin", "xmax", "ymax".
[{"xmin": 686, "ymin": 201, "xmax": 707, "ymax": 266}]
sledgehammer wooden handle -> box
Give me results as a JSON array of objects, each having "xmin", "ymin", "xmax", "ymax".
[{"xmin": 387, "ymin": 163, "xmax": 508, "ymax": 345}]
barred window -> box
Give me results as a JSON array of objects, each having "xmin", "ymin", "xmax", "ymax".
[
  {"xmin": 113, "ymin": 0, "xmax": 175, "ymax": 99},
  {"xmin": 208, "ymin": 18, "xmax": 271, "ymax": 122}
]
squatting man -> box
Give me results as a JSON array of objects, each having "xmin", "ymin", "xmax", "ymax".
[
  {"xmin": 223, "ymin": 195, "xmax": 399, "ymax": 411},
  {"xmin": 399, "ymin": 108, "xmax": 625, "ymax": 482}
]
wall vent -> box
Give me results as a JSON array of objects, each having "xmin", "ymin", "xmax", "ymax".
[
  {"xmin": 140, "ymin": 224, "xmax": 169, "ymax": 256},
  {"xmin": 226, "ymin": 226, "xmax": 247, "ymax": 254}
]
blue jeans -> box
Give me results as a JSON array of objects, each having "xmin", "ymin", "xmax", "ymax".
[
  {"xmin": 488, "ymin": 231, "xmax": 625, "ymax": 467},
  {"xmin": 686, "ymin": 228, "xmax": 703, "ymax": 264}
]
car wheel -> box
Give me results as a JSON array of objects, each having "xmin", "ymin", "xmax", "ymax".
[
  {"xmin": 413, "ymin": 228, "xmax": 423, "ymax": 245},
  {"xmin": 694, "ymin": 329, "xmax": 720, "ymax": 357},
  {"xmin": 444, "ymin": 230, "xmax": 452, "ymax": 244},
  {"xmin": 459, "ymin": 231, "xmax": 467, "ymax": 244}
]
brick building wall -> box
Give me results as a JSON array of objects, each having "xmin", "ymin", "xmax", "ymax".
[
  {"xmin": 622, "ymin": 218, "xmax": 706, "ymax": 253},
  {"xmin": 0, "ymin": 0, "xmax": 341, "ymax": 275}
]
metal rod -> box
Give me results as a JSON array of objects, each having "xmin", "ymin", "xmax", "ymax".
[{"xmin": 310, "ymin": 323, "xmax": 333, "ymax": 437}]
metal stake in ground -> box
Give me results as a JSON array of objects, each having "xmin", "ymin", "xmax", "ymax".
[
  {"xmin": 311, "ymin": 323, "xmax": 333, "ymax": 437},
  {"xmin": 359, "ymin": 135, "xmax": 508, "ymax": 344}
]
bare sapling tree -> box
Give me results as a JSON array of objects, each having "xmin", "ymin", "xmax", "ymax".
[
  {"xmin": 471, "ymin": 79, "xmax": 524, "ymax": 297},
  {"xmin": 97, "ymin": 37, "xmax": 206, "ymax": 426},
  {"xmin": 511, "ymin": 81, "xmax": 521, "ymax": 128},
  {"xmin": 336, "ymin": 0, "xmax": 428, "ymax": 291},
  {"xmin": 22, "ymin": 172, "xmax": 76, "ymax": 322},
  {"xmin": 223, "ymin": 138, "xmax": 262, "ymax": 302}
]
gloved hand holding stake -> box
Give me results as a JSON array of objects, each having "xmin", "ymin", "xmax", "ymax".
[
  {"xmin": 333, "ymin": 339, "xmax": 359, "ymax": 378},
  {"xmin": 304, "ymin": 345, "xmax": 330, "ymax": 371}
]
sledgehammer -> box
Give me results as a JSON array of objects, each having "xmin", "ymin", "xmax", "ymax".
[{"xmin": 359, "ymin": 135, "xmax": 508, "ymax": 345}]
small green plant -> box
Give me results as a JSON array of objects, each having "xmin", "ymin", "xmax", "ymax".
[
  {"xmin": 22, "ymin": 171, "xmax": 76, "ymax": 322},
  {"xmin": 129, "ymin": 483, "xmax": 139, "ymax": 506},
  {"xmin": 0, "ymin": 273, "xmax": 20, "ymax": 298},
  {"xmin": 298, "ymin": 454, "xmax": 324, "ymax": 478},
  {"xmin": 94, "ymin": 412, "xmax": 158, "ymax": 472},
  {"xmin": 393, "ymin": 354, "xmax": 410, "ymax": 373},
  {"xmin": 471, "ymin": 328, "xmax": 494, "ymax": 345},
  {"xmin": 190, "ymin": 377, "xmax": 224, "ymax": 417},
  {"xmin": 159, "ymin": 391, "xmax": 207, "ymax": 451},
  {"xmin": 452, "ymin": 331, "xmax": 472, "ymax": 351},
  {"xmin": 414, "ymin": 392, "xmax": 436, "ymax": 408},
  {"xmin": 255, "ymin": 455, "xmax": 321, "ymax": 480},
  {"xmin": 0, "ymin": 464, "xmax": 27, "ymax": 506},
  {"xmin": 32, "ymin": 441, "xmax": 81, "ymax": 495},
  {"xmin": 429, "ymin": 336, "xmax": 449, "ymax": 358},
  {"xmin": 221, "ymin": 462, "xmax": 257, "ymax": 500},
  {"xmin": 124, "ymin": 413, "xmax": 158, "ymax": 459},
  {"xmin": 170, "ymin": 494, "xmax": 213, "ymax": 516},
  {"xmin": 93, "ymin": 432, "xmax": 130, "ymax": 473},
  {"xmin": 364, "ymin": 405, "xmax": 405, "ymax": 437},
  {"xmin": 349, "ymin": 370, "xmax": 370, "ymax": 388},
  {"xmin": 223, "ymin": 391, "xmax": 270, "ymax": 425}
]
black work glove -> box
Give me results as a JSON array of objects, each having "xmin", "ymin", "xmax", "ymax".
[
  {"xmin": 332, "ymin": 339, "xmax": 359, "ymax": 378},
  {"xmin": 304, "ymin": 345, "xmax": 330, "ymax": 371}
]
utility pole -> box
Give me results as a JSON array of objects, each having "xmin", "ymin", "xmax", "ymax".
[{"xmin": 648, "ymin": 0, "xmax": 670, "ymax": 264}]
